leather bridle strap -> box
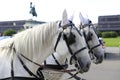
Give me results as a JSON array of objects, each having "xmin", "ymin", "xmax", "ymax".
[
  {"xmin": 20, "ymin": 53, "xmax": 76, "ymax": 73},
  {"xmin": 58, "ymin": 20, "xmax": 75, "ymax": 29},
  {"xmin": 11, "ymin": 54, "xmax": 14, "ymax": 80},
  {"xmin": 17, "ymin": 55, "xmax": 40, "ymax": 80},
  {"xmin": 83, "ymin": 31, "xmax": 91, "ymax": 50},
  {"xmin": 82, "ymin": 27, "xmax": 101, "ymax": 60},
  {"xmin": 10, "ymin": 42, "xmax": 15, "ymax": 80},
  {"xmin": 13, "ymin": 46, "xmax": 41, "ymax": 79},
  {"xmin": 63, "ymin": 34, "xmax": 76, "ymax": 61},
  {"xmin": 53, "ymin": 31, "xmax": 67, "ymax": 69},
  {"xmin": 11, "ymin": 42, "xmax": 41, "ymax": 80},
  {"xmin": 82, "ymin": 28, "xmax": 101, "ymax": 53},
  {"xmin": 63, "ymin": 33, "xmax": 87, "ymax": 65},
  {"xmin": 52, "ymin": 31, "xmax": 82, "ymax": 80},
  {"xmin": 70, "ymin": 47, "xmax": 87, "ymax": 63},
  {"xmin": 54, "ymin": 32, "xmax": 62, "ymax": 51},
  {"xmin": 10, "ymin": 43, "xmax": 40, "ymax": 80},
  {"xmin": 63, "ymin": 33, "xmax": 87, "ymax": 80},
  {"xmin": 51, "ymin": 54, "xmax": 67, "ymax": 69},
  {"xmin": 44, "ymin": 31, "xmax": 68, "ymax": 70},
  {"xmin": 20, "ymin": 54, "xmax": 43, "ymax": 67},
  {"xmin": 89, "ymin": 43, "xmax": 101, "ymax": 53}
]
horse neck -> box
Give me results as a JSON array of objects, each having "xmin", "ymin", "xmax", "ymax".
[
  {"xmin": 45, "ymin": 52, "xmax": 68, "ymax": 65},
  {"xmin": 13, "ymin": 22, "xmax": 59, "ymax": 64}
]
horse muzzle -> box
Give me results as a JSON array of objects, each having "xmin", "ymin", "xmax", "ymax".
[
  {"xmin": 75, "ymin": 60, "xmax": 91, "ymax": 73},
  {"xmin": 93, "ymin": 54, "xmax": 104, "ymax": 64}
]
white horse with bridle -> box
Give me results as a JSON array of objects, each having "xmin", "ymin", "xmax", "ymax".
[
  {"xmin": 41, "ymin": 11, "xmax": 91, "ymax": 80},
  {"xmin": 79, "ymin": 13, "xmax": 104, "ymax": 64},
  {"xmin": 0, "ymin": 10, "xmax": 91, "ymax": 80},
  {"xmin": 41, "ymin": 12, "xmax": 104, "ymax": 80}
]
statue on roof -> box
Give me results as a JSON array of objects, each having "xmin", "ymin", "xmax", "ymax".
[{"xmin": 29, "ymin": 2, "xmax": 37, "ymax": 17}]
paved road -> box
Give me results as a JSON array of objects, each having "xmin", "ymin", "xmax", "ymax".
[{"xmin": 60, "ymin": 48, "xmax": 120, "ymax": 80}]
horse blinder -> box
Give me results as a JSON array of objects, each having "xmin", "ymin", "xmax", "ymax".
[
  {"xmin": 86, "ymin": 32, "xmax": 93, "ymax": 41},
  {"xmin": 63, "ymin": 32, "xmax": 76, "ymax": 45}
]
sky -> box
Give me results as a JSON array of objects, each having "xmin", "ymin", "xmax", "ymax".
[{"xmin": 0, "ymin": 0, "xmax": 120, "ymax": 23}]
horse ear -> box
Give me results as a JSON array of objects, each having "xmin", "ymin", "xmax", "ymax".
[
  {"xmin": 61, "ymin": 9, "xmax": 68, "ymax": 26},
  {"xmin": 69, "ymin": 13, "xmax": 74, "ymax": 21},
  {"xmin": 79, "ymin": 12, "xmax": 89, "ymax": 25},
  {"xmin": 79, "ymin": 12, "xmax": 84, "ymax": 25}
]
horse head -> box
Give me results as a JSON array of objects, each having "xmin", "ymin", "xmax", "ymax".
[
  {"xmin": 55, "ymin": 10, "xmax": 91, "ymax": 73},
  {"xmin": 79, "ymin": 13, "xmax": 104, "ymax": 64}
]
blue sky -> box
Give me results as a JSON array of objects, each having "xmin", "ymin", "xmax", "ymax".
[{"xmin": 0, "ymin": 0, "xmax": 120, "ymax": 23}]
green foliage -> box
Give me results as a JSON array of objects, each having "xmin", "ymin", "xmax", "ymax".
[
  {"xmin": 103, "ymin": 36, "xmax": 120, "ymax": 47},
  {"xmin": 118, "ymin": 32, "xmax": 120, "ymax": 36},
  {"xmin": 110, "ymin": 31, "xmax": 118, "ymax": 37},
  {"xmin": 98, "ymin": 31, "xmax": 102, "ymax": 37},
  {"xmin": 102, "ymin": 31, "xmax": 118, "ymax": 38},
  {"xmin": 102, "ymin": 32, "xmax": 111, "ymax": 38},
  {"xmin": 3, "ymin": 29, "xmax": 16, "ymax": 36}
]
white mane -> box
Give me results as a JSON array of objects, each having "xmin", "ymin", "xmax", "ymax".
[{"xmin": 0, "ymin": 22, "xmax": 59, "ymax": 64}]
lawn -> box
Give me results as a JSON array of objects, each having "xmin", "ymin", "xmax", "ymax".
[{"xmin": 103, "ymin": 36, "xmax": 120, "ymax": 47}]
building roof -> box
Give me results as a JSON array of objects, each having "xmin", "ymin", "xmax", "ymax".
[{"xmin": 0, "ymin": 19, "xmax": 45, "ymax": 33}]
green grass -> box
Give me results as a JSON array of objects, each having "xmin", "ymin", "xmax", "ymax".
[{"xmin": 103, "ymin": 36, "xmax": 120, "ymax": 47}]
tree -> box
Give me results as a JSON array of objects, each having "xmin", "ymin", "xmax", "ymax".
[{"xmin": 3, "ymin": 29, "xmax": 16, "ymax": 36}]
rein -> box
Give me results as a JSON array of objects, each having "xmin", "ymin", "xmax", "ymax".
[
  {"xmin": 20, "ymin": 54, "xmax": 76, "ymax": 73},
  {"xmin": 9, "ymin": 42, "xmax": 77, "ymax": 80}
]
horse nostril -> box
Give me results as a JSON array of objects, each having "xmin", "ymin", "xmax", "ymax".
[
  {"xmin": 75, "ymin": 63, "xmax": 78, "ymax": 68},
  {"xmin": 86, "ymin": 62, "xmax": 91, "ymax": 69},
  {"xmin": 82, "ymin": 62, "xmax": 91, "ymax": 72},
  {"xmin": 99, "ymin": 55, "xmax": 103, "ymax": 63},
  {"xmin": 101, "ymin": 55, "xmax": 104, "ymax": 59}
]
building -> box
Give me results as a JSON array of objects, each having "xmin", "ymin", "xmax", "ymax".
[
  {"xmin": 98, "ymin": 15, "xmax": 120, "ymax": 33},
  {"xmin": 0, "ymin": 19, "xmax": 45, "ymax": 35},
  {"xmin": 23, "ymin": 19, "xmax": 45, "ymax": 29}
]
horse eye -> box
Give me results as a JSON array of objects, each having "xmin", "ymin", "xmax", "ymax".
[
  {"xmin": 73, "ymin": 34, "xmax": 76, "ymax": 38},
  {"xmin": 75, "ymin": 63, "xmax": 78, "ymax": 68},
  {"xmin": 67, "ymin": 33, "xmax": 76, "ymax": 45},
  {"xmin": 86, "ymin": 32, "xmax": 93, "ymax": 41},
  {"xmin": 91, "ymin": 33, "xmax": 93, "ymax": 36}
]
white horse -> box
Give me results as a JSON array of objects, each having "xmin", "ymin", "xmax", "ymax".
[
  {"xmin": 79, "ymin": 13, "xmax": 104, "ymax": 64},
  {"xmin": 41, "ymin": 12, "xmax": 91, "ymax": 80},
  {"xmin": 0, "ymin": 10, "xmax": 91, "ymax": 80},
  {"xmin": 40, "ymin": 13, "xmax": 104, "ymax": 80}
]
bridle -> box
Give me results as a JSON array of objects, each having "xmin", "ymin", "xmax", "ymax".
[
  {"xmin": 7, "ymin": 21, "xmax": 87, "ymax": 80},
  {"xmin": 49, "ymin": 21, "xmax": 87, "ymax": 78},
  {"xmin": 57, "ymin": 21, "xmax": 87, "ymax": 67},
  {"xmin": 44, "ymin": 21, "xmax": 88, "ymax": 80},
  {"xmin": 80, "ymin": 23, "xmax": 101, "ymax": 60}
]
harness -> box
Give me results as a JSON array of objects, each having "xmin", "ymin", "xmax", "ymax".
[
  {"xmin": 2, "ymin": 21, "xmax": 87, "ymax": 80},
  {"xmin": 44, "ymin": 21, "xmax": 87, "ymax": 79}
]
